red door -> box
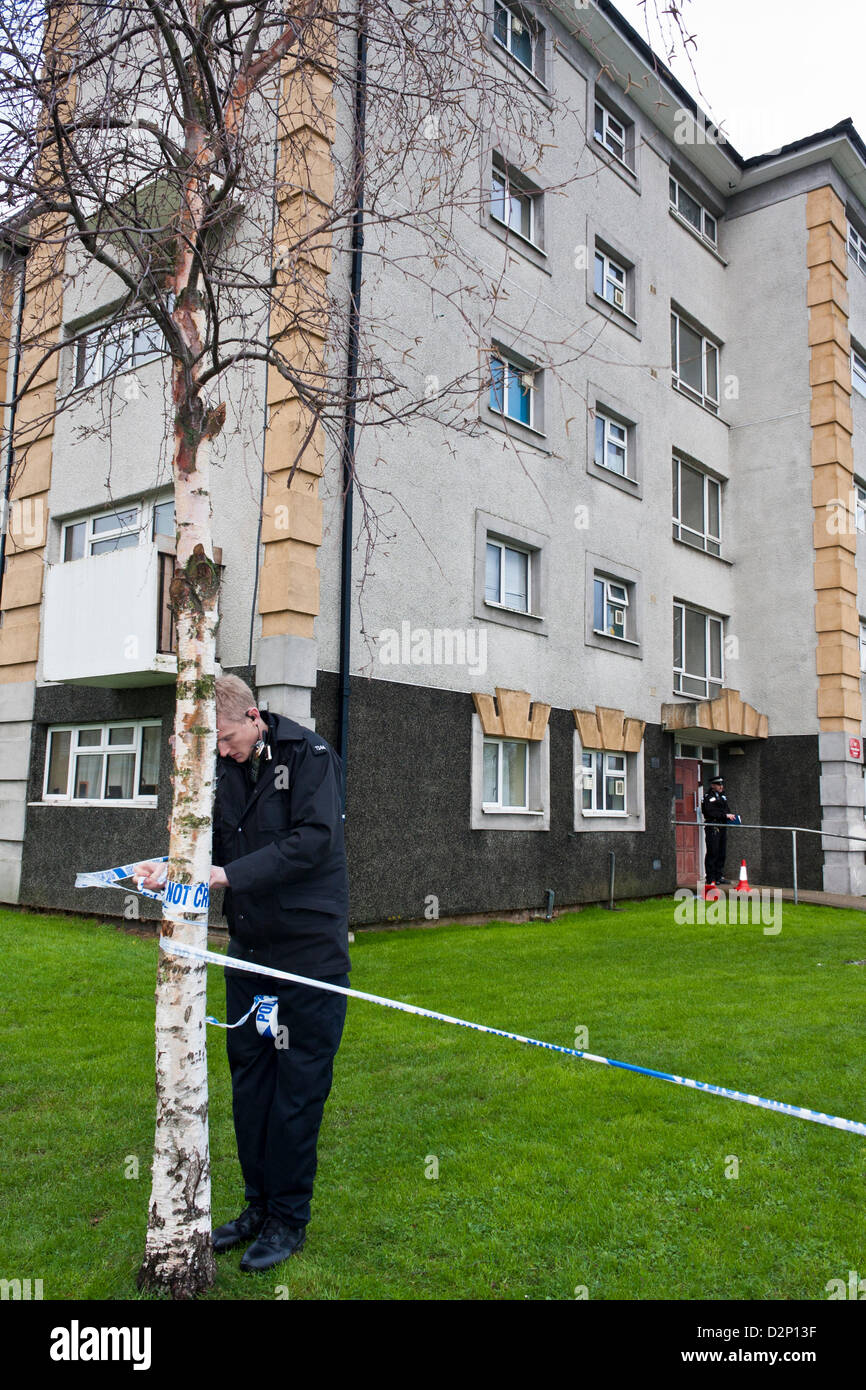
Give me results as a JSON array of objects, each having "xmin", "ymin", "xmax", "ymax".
[{"xmin": 675, "ymin": 758, "xmax": 701, "ymax": 886}]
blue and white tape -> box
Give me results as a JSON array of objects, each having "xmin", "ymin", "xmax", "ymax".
[
  {"xmin": 206, "ymin": 993, "xmax": 279, "ymax": 1037},
  {"xmin": 75, "ymin": 857, "xmax": 209, "ymax": 917},
  {"xmin": 160, "ymin": 937, "xmax": 866, "ymax": 1140},
  {"xmin": 75, "ymin": 860, "xmax": 866, "ymax": 1138}
]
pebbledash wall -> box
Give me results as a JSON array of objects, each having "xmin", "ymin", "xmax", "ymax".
[{"xmin": 4, "ymin": 0, "xmax": 866, "ymax": 926}]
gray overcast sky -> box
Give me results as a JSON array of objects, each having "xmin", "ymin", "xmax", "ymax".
[{"xmin": 609, "ymin": 0, "xmax": 866, "ymax": 158}]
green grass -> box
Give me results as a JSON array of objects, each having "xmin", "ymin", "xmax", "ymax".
[{"xmin": 2, "ymin": 897, "xmax": 865, "ymax": 1301}]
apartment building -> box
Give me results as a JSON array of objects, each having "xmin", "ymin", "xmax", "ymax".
[{"xmin": 2, "ymin": 0, "xmax": 866, "ymax": 925}]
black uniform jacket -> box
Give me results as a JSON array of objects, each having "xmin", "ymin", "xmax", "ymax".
[
  {"xmin": 701, "ymin": 790, "xmax": 730, "ymax": 825},
  {"xmin": 212, "ymin": 711, "xmax": 350, "ymax": 977}
]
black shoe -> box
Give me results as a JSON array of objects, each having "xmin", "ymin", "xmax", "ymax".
[
  {"xmin": 717, "ymin": 876, "xmax": 730, "ymax": 884},
  {"xmin": 240, "ymin": 1216, "xmax": 307, "ymax": 1271},
  {"xmin": 212, "ymin": 1204, "xmax": 267, "ymax": 1253}
]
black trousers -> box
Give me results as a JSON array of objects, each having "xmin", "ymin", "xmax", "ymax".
[
  {"xmin": 704, "ymin": 825, "xmax": 727, "ymax": 882},
  {"xmin": 225, "ymin": 965, "xmax": 349, "ymax": 1227}
]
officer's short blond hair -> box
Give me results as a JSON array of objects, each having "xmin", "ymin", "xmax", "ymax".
[{"xmin": 215, "ymin": 674, "xmax": 257, "ymax": 723}]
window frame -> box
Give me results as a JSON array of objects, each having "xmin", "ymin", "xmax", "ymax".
[
  {"xmin": 849, "ymin": 222, "xmax": 866, "ymax": 275},
  {"xmin": 62, "ymin": 504, "xmax": 142, "ymax": 562},
  {"xmin": 43, "ymin": 719, "xmax": 162, "ymax": 806},
  {"xmin": 491, "ymin": 159, "xmax": 538, "ymax": 247},
  {"xmin": 594, "ymin": 99, "xmax": 628, "ymax": 167},
  {"xmin": 852, "ymin": 345, "xmax": 866, "ymax": 397},
  {"xmin": 580, "ymin": 750, "xmax": 628, "ymax": 817},
  {"xmin": 485, "ymin": 536, "xmax": 532, "ymax": 614},
  {"xmin": 594, "ymin": 409, "xmax": 630, "ymax": 479},
  {"xmin": 482, "ymin": 735, "xmax": 530, "ymax": 812},
  {"xmin": 474, "ymin": 510, "xmax": 547, "ymax": 635},
  {"xmin": 487, "ymin": 346, "xmax": 543, "ymax": 436},
  {"xmin": 673, "ymin": 601, "xmax": 724, "ymax": 701},
  {"xmin": 594, "ymin": 248, "xmax": 627, "ymax": 312},
  {"xmin": 585, "ymin": 554, "xmax": 642, "ymax": 658},
  {"xmin": 859, "ymin": 620, "xmax": 866, "ymax": 674},
  {"xmin": 471, "ymin": 715, "xmax": 550, "ymax": 831},
  {"xmin": 491, "ymin": 1, "xmax": 545, "ymax": 83},
  {"xmin": 672, "ymin": 454, "xmax": 722, "ymax": 556},
  {"xmin": 573, "ymin": 733, "xmax": 645, "ymax": 832},
  {"xmin": 70, "ymin": 311, "xmax": 165, "ymax": 393},
  {"xmin": 671, "ymin": 309, "xmax": 720, "ymax": 414},
  {"xmin": 669, "ymin": 174, "xmax": 718, "ymax": 247},
  {"xmin": 856, "ymin": 481, "xmax": 866, "ymax": 534},
  {"xmin": 593, "ymin": 577, "xmax": 629, "ymax": 640}
]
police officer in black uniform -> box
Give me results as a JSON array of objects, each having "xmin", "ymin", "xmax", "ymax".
[
  {"xmin": 701, "ymin": 773, "xmax": 737, "ymax": 884},
  {"xmin": 207, "ymin": 674, "xmax": 350, "ymax": 1271}
]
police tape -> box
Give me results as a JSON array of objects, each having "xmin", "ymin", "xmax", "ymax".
[
  {"xmin": 160, "ymin": 936, "xmax": 866, "ymax": 1139},
  {"xmin": 75, "ymin": 858, "xmax": 210, "ymax": 919},
  {"xmin": 206, "ymin": 993, "xmax": 280, "ymax": 1037}
]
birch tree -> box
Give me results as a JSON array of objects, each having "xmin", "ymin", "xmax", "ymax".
[{"xmin": 0, "ymin": 0, "xmax": 692, "ymax": 1296}]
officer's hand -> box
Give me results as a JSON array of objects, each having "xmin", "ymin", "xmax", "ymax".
[
  {"xmin": 726, "ymin": 814, "xmax": 736, "ymax": 821},
  {"xmin": 132, "ymin": 860, "xmax": 167, "ymax": 891},
  {"xmin": 209, "ymin": 866, "xmax": 229, "ymax": 890}
]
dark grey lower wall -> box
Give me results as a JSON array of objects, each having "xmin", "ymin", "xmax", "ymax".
[
  {"xmin": 17, "ymin": 671, "xmax": 825, "ymax": 923},
  {"xmin": 314, "ymin": 672, "xmax": 677, "ymax": 924}
]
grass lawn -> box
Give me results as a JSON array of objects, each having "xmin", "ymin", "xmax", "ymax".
[{"xmin": 1, "ymin": 897, "xmax": 865, "ymax": 1301}]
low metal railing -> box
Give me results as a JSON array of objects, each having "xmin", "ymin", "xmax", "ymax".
[{"xmin": 672, "ymin": 820, "xmax": 866, "ymax": 904}]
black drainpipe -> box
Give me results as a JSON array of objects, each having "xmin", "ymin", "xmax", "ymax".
[
  {"xmin": 337, "ymin": 7, "xmax": 368, "ymax": 811},
  {"xmin": 0, "ymin": 247, "xmax": 27, "ymax": 615}
]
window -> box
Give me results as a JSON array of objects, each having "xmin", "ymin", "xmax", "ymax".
[
  {"xmin": 595, "ymin": 411, "xmax": 629, "ymax": 477},
  {"xmin": 483, "ymin": 737, "xmax": 529, "ymax": 811},
  {"xmin": 491, "ymin": 161, "xmax": 537, "ymax": 244},
  {"xmin": 849, "ymin": 223, "xmax": 866, "ymax": 275},
  {"xmin": 492, "ymin": 2, "xmax": 544, "ymax": 80},
  {"xmin": 573, "ymin": 733, "xmax": 645, "ymax": 830},
  {"xmin": 594, "ymin": 577, "xmax": 629, "ymax": 639},
  {"xmin": 63, "ymin": 505, "xmax": 141, "ymax": 561},
  {"xmin": 860, "ymin": 622, "xmax": 866, "ymax": 674},
  {"xmin": 72, "ymin": 312, "xmax": 164, "ymax": 391},
  {"xmin": 674, "ymin": 602, "xmax": 723, "ymax": 700},
  {"xmin": 489, "ymin": 351, "xmax": 539, "ymax": 429},
  {"xmin": 856, "ymin": 482, "xmax": 866, "ymax": 533},
  {"xmin": 669, "ymin": 175, "xmax": 717, "ymax": 246},
  {"xmin": 594, "ymin": 249, "xmax": 626, "ymax": 311},
  {"xmin": 486, "ymin": 538, "xmax": 530, "ymax": 612},
  {"xmin": 594, "ymin": 100, "xmax": 628, "ymax": 166},
  {"xmin": 471, "ymin": 714, "xmax": 550, "ymax": 830},
  {"xmin": 672, "ymin": 455, "xmax": 721, "ymax": 555},
  {"xmin": 671, "ymin": 310, "xmax": 719, "ymax": 413},
  {"xmin": 853, "ymin": 347, "xmax": 866, "ymax": 396},
  {"xmin": 474, "ymin": 511, "xmax": 547, "ymax": 633},
  {"xmin": 580, "ymin": 751, "xmax": 627, "ymax": 815},
  {"xmin": 44, "ymin": 721, "xmax": 161, "ymax": 804},
  {"xmin": 153, "ymin": 499, "xmax": 175, "ymax": 538}
]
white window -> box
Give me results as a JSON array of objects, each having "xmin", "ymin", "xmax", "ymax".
[
  {"xmin": 849, "ymin": 223, "xmax": 866, "ymax": 275},
  {"xmin": 675, "ymin": 742, "xmax": 720, "ymax": 785},
  {"xmin": 860, "ymin": 621, "xmax": 866, "ymax": 674},
  {"xmin": 594, "ymin": 100, "xmax": 628, "ymax": 166},
  {"xmin": 491, "ymin": 161, "xmax": 537, "ymax": 244},
  {"xmin": 492, "ymin": 2, "xmax": 544, "ymax": 78},
  {"xmin": 672, "ymin": 455, "xmax": 721, "ymax": 555},
  {"xmin": 62, "ymin": 505, "xmax": 141, "ymax": 561},
  {"xmin": 594, "ymin": 411, "xmax": 629, "ymax": 477},
  {"xmin": 44, "ymin": 721, "xmax": 161, "ymax": 804},
  {"xmin": 853, "ymin": 347, "xmax": 866, "ymax": 396},
  {"xmin": 580, "ymin": 751, "xmax": 627, "ymax": 815},
  {"xmin": 489, "ymin": 351, "xmax": 539, "ymax": 429},
  {"xmin": 674, "ymin": 602, "xmax": 723, "ymax": 700},
  {"xmin": 671, "ymin": 310, "xmax": 719, "ymax": 413},
  {"xmin": 594, "ymin": 576, "xmax": 629, "ymax": 640},
  {"xmin": 72, "ymin": 313, "xmax": 164, "ymax": 391},
  {"xmin": 669, "ymin": 175, "xmax": 717, "ymax": 246},
  {"xmin": 856, "ymin": 482, "xmax": 866, "ymax": 533},
  {"xmin": 483, "ymin": 736, "xmax": 529, "ymax": 811},
  {"xmin": 485, "ymin": 538, "xmax": 530, "ymax": 612},
  {"xmin": 594, "ymin": 249, "xmax": 626, "ymax": 311}
]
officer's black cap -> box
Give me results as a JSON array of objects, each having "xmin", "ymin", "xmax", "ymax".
[{"xmin": 710, "ymin": 775, "xmax": 724, "ymax": 784}]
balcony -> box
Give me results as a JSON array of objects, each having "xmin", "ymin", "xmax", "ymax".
[{"xmin": 42, "ymin": 539, "xmax": 221, "ymax": 687}]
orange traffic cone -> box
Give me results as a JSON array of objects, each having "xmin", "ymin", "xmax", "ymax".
[
  {"xmin": 735, "ymin": 860, "xmax": 751, "ymax": 893},
  {"xmin": 704, "ymin": 881, "xmax": 720, "ymax": 901}
]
